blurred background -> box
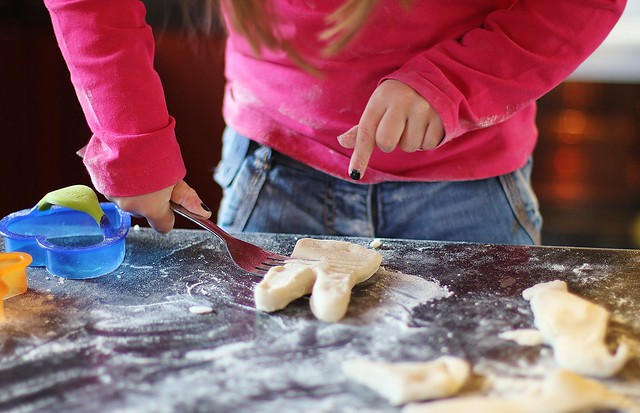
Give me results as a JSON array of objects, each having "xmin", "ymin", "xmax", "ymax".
[{"xmin": 1, "ymin": 0, "xmax": 640, "ymax": 248}]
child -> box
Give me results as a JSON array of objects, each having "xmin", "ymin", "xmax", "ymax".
[{"xmin": 43, "ymin": 0, "xmax": 625, "ymax": 243}]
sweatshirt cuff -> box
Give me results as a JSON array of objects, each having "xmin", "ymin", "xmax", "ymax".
[{"xmin": 82, "ymin": 116, "xmax": 187, "ymax": 197}]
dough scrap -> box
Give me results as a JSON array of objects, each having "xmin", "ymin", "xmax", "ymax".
[
  {"xmin": 369, "ymin": 238, "xmax": 383, "ymax": 249},
  {"xmin": 498, "ymin": 329, "xmax": 544, "ymax": 346},
  {"xmin": 522, "ymin": 280, "xmax": 629, "ymax": 378},
  {"xmin": 254, "ymin": 238, "xmax": 382, "ymax": 322},
  {"xmin": 342, "ymin": 356, "xmax": 470, "ymax": 406},
  {"xmin": 188, "ymin": 305, "xmax": 214, "ymax": 314},
  {"xmin": 403, "ymin": 369, "xmax": 640, "ymax": 413}
]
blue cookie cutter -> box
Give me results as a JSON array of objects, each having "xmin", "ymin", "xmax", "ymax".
[{"xmin": 0, "ymin": 185, "xmax": 131, "ymax": 279}]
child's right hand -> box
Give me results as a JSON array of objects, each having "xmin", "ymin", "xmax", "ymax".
[{"xmin": 108, "ymin": 180, "xmax": 211, "ymax": 233}]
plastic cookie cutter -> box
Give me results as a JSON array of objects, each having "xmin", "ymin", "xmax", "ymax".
[
  {"xmin": 0, "ymin": 185, "xmax": 131, "ymax": 279},
  {"xmin": 0, "ymin": 252, "xmax": 32, "ymax": 320}
]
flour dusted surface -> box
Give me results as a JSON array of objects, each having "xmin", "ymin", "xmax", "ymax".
[{"xmin": 2, "ymin": 231, "xmax": 639, "ymax": 413}]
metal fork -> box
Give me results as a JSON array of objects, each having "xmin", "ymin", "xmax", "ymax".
[{"xmin": 170, "ymin": 202, "xmax": 289, "ymax": 275}]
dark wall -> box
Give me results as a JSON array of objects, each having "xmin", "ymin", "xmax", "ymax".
[
  {"xmin": 2, "ymin": 1, "xmax": 640, "ymax": 247},
  {"xmin": 534, "ymin": 82, "xmax": 640, "ymax": 248},
  {"xmin": 0, "ymin": 0, "xmax": 226, "ymax": 229}
]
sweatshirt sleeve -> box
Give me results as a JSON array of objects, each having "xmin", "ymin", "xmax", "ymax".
[
  {"xmin": 385, "ymin": 0, "xmax": 626, "ymax": 143},
  {"xmin": 43, "ymin": 0, "xmax": 186, "ymax": 197}
]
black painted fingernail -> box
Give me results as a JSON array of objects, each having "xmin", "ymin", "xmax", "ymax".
[
  {"xmin": 201, "ymin": 202, "xmax": 211, "ymax": 212},
  {"xmin": 350, "ymin": 169, "xmax": 361, "ymax": 181}
]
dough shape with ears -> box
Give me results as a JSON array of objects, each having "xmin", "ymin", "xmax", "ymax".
[
  {"xmin": 254, "ymin": 238, "xmax": 382, "ymax": 322},
  {"xmin": 522, "ymin": 280, "xmax": 630, "ymax": 378}
]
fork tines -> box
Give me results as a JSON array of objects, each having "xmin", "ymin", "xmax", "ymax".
[{"xmin": 255, "ymin": 257, "xmax": 287, "ymax": 273}]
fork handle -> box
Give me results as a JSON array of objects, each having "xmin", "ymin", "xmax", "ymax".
[{"xmin": 169, "ymin": 201, "xmax": 232, "ymax": 244}]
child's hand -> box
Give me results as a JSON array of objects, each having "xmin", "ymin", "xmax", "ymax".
[
  {"xmin": 108, "ymin": 180, "xmax": 211, "ymax": 233},
  {"xmin": 337, "ymin": 79, "xmax": 444, "ymax": 180}
]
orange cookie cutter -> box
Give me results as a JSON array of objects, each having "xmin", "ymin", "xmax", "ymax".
[{"xmin": 0, "ymin": 252, "xmax": 32, "ymax": 320}]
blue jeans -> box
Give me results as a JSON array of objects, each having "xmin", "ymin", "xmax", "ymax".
[{"xmin": 214, "ymin": 128, "xmax": 542, "ymax": 245}]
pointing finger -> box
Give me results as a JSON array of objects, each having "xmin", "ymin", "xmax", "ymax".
[{"xmin": 348, "ymin": 123, "xmax": 377, "ymax": 181}]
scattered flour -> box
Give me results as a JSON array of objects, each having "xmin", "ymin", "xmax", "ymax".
[
  {"xmin": 353, "ymin": 266, "xmax": 452, "ymax": 324},
  {"xmin": 573, "ymin": 263, "xmax": 593, "ymax": 275}
]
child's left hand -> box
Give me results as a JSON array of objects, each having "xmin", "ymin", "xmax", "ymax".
[{"xmin": 337, "ymin": 79, "xmax": 444, "ymax": 180}]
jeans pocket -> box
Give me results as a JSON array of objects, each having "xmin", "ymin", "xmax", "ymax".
[
  {"xmin": 498, "ymin": 158, "xmax": 543, "ymax": 245},
  {"xmin": 215, "ymin": 130, "xmax": 272, "ymax": 231},
  {"xmin": 214, "ymin": 128, "xmax": 251, "ymax": 189}
]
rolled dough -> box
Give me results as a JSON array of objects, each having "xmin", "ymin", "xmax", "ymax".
[
  {"xmin": 522, "ymin": 280, "xmax": 629, "ymax": 378},
  {"xmin": 254, "ymin": 238, "xmax": 383, "ymax": 322},
  {"xmin": 403, "ymin": 369, "xmax": 640, "ymax": 413},
  {"xmin": 342, "ymin": 356, "xmax": 470, "ymax": 406}
]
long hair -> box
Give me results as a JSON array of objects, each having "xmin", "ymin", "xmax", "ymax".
[{"xmin": 184, "ymin": 0, "xmax": 412, "ymax": 72}]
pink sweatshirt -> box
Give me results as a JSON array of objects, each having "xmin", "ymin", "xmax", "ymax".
[{"xmin": 44, "ymin": 0, "xmax": 625, "ymax": 195}]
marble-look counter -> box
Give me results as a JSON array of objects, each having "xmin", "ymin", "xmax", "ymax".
[{"xmin": 1, "ymin": 229, "xmax": 639, "ymax": 412}]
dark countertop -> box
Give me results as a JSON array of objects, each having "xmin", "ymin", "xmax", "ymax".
[{"xmin": 1, "ymin": 229, "xmax": 639, "ymax": 412}]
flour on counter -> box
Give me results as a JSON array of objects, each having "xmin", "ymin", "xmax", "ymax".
[
  {"xmin": 351, "ymin": 266, "xmax": 452, "ymax": 325},
  {"xmin": 572, "ymin": 263, "xmax": 593, "ymax": 275},
  {"xmin": 7, "ymin": 230, "xmax": 638, "ymax": 413}
]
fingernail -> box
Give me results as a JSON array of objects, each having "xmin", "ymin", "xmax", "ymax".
[
  {"xmin": 201, "ymin": 202, "xmax": 211, "ymax": 212},
  {"xmin": 350, "ymin": 169, "xmax": 361, "ymax": 181}
]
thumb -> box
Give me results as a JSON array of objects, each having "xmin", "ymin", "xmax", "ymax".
[
  {"xmin": 337, "ymin": 125, "xmax": 358, "ymax": 149},
  {"xmin": 146, "ymin": 202, "xmax": 175, "ymax": 234}
]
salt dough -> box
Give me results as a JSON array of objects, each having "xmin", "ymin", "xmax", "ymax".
[
  {"xmin": 188, "ymin": 306, "xmax": 214, "ymax": 314},
  {"xmin": 254, "ymin": 238, "xmax": 382, "ymax": 322},
  {"xmin": 342, "ymin": 356, "xmax": 470, "ymax": 406},
  {"xmin": 498, "ymin": 329, "xmax": 544, "ymax": 346},
  {"xmin": 403, "ymin": 370, "xmax": 640, "ymax": 413},
  {"xmin": 522, "ymin": 280, "xmax": 629, "ymax": 378},
  {"xmin": 369, "ymin": 238, "xmax": 383, "ymax": 249}
]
